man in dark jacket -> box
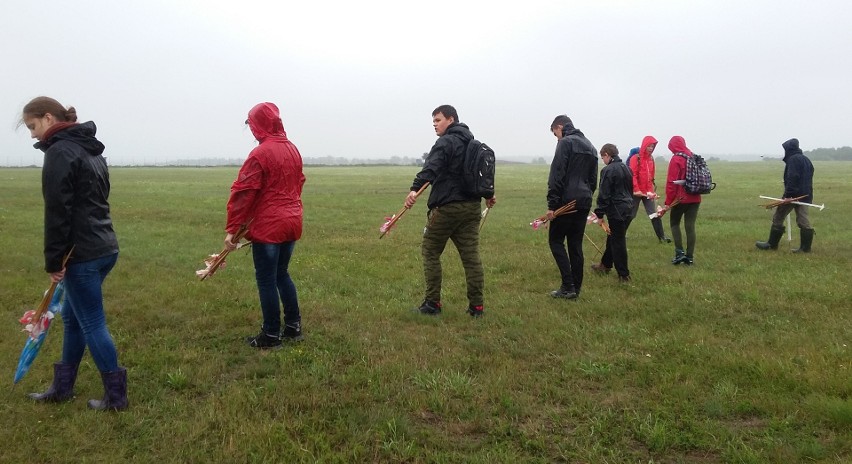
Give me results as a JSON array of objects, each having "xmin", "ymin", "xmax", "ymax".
[
  {"xmin": 590, "ymin": 144, "xmax": 634, "ymax": 281},
  {"xmin": 756, "ymin": 138, "xmax": 816, "ymax": 252},
  {"xmin": 546, "ymin": 114, "xmax": 598, "ymax": 299},
  {"xmin": 405, "ymin": 105, "xmax": 497, "ymax": 317}
]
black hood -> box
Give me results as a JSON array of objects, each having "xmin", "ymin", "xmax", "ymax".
[
  {"xmin": 35, "ymin": 121, "xmax": 105, "ymax": 156},
  {"xmin": 782, "ymin": 138, "xmax": 802, "ymax": 162},
  {"xmin": 446, "ymin": 122, "xmax": 474, "ymax": 143}
]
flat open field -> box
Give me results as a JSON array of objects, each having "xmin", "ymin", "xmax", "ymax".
[{"xmin": 1, "ymin": 162, "xmax": 849, "ymax": 463}]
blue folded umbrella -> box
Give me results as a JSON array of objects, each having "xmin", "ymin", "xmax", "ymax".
[{"xmin": 14, "ymin": 281, "xmax": 66, "ymax": 384}]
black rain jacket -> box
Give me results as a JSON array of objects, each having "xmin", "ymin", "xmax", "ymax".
[
  {"xmin": 781, "ymin": 138, "xmax": 814, "ymax": 203},
  {"xmin": 594, "ymin": 156, "xmax": 634, "ymax": 221},
  {"xmin": 547, "ymin": 126, "xmax": 598, "ymax": 211},
  {"xmin": 36, "ymin": 122, "xmax": 119, "ymax": 272},
  {"xmin": 411, "ymin": 122, "xmax": 480, "ymax": 209}
]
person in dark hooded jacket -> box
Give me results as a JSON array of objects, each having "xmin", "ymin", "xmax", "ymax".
[
  {"xmin": 546, "ymin": 115, "xmax": 598, "ymax": 299},
  {"xmin": 226, "ymin": 102, "xmax": 306, "ymax": 348},
  {"xmin": 590, "ymin": 144, "xmax": 634, "ymax": 281},
  {"xmin": 21, "ymin": 96, "xmax": 126, "ymax": 411},
  {"xmin": 405, "ymin": 105, "xmax": 496, "ymax": 317},
  {"xmin": 755, "ymin": 138, "xmax": 815, "ymax": 252}
]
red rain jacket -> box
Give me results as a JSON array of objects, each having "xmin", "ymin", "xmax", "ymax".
[
  {"xmin": 226, "ymin": 103, "xmax": 306, "ymax": 243},
  {"xmin": 630, "ymin": 135, "xmax": 658, "ymax": 195},
  {"xmin": 664, "ymin": 136, "xmax": 702, "ymax": 206}
]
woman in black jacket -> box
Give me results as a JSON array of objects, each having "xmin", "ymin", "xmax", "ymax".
[{"xmin": 21, "ymin": 96, "xmax": 127, "ymax": 411}]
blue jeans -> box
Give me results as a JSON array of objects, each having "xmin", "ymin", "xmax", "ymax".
[
  {"xmin": 252, "ymin": 242, "xmax": 300, "ymax": 335},
  {"xmin": 61, "ymin": 253, "xmax": 119, "ymax": 372}
]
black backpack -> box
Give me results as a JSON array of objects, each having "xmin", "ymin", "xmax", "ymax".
[{"xmin": 462, "ymin": 140, "xmax": 496, "ymax": 198}]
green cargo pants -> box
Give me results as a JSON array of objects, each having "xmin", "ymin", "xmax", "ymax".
[{"xmin": 421, "ymin": 200, "xmax": 484, "ymax": 306}]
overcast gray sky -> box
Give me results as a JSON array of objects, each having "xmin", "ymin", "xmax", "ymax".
[{"xmin": 2, "ymin": 0, "xmax": 850, "ymax": 166}]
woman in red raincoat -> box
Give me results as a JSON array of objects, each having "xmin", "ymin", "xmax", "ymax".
[
  {"xmin": 664, "ymin": 136, "xmax": 702, "ymax": 265},
  {"xmin": 224, "ymin": 102, "xmax": 306, "ymax": 349}
]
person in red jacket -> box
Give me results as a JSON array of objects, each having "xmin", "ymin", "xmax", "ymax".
[
  {"xmin": 225, "ymin": 102, "xmax": 306, "ymax": 349},
  {"xmin": 630, "ymin": 135, "xmax": 671, "ymax": 243},
  {"xmin": 664, "ymin": 136, "xmax": 702, "ymax": 265}
]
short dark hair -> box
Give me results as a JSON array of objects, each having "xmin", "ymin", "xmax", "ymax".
[
  {"xmin": 432, "ymin": 104, "xmax": 458, "ymax": 122},
  {"xmin": 550, "ymin": 114, "xmax": 573, "ymax": 130},
  {"xmin": 600, "ymin": 143, "xmax": 619, "ymax": 157}
]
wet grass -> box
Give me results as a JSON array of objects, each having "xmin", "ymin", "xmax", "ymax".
[{"xmin": 0, "ymin": 162, "xmax": 850, "ymax": 463}]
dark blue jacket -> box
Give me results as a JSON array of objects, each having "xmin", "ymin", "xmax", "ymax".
[{"xmin": 781, "ymin": 138, "xmax": 814, "ymax": 203}]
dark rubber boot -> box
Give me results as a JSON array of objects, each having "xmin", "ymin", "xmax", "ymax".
[
  {"xmin": 29, "ymin": 363, "xmax": 78, "ymax": 403},
  {"xmin": 793, "ymin": 228, "xmax": 814, "ymax": 253},
  {"xmin": 87, "ymin": 368, "xmax": 128, "ymax": 411},
  {"xmin": 756, "ymin": 225, "xmax": 785, "ymax": 250},
  {"xmin": 651, "ymin": 218, "xmax": 671, "ymax": 243}
]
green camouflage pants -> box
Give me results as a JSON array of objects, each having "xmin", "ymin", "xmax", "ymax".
[{"xmin": 421, "ymin": 200, "xmax": 484, "ymax": 306}]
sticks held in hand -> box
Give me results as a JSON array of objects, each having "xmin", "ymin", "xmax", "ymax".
[
  {"xmin": 198, "ymin": 222, "xmax": 250, "ymax": 281},
  {"xmin": 379, "ymin": 182, "xmax": 430, "ymax": 239}
]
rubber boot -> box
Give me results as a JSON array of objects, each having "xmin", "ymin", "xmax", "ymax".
[
  {"xmin": 87, "ymin": 368, "xmax": 128, "ymax": 411},
  {"xmin": 792, "ymin": 228, "xmax": 814, "ymax": 253},
  {"xmin": 756, "ymin": 225, "xmax": 785, "ymax": 250},
  {"xmin": 651, "ymin": 218, "xmax": 671, "ymax": 243},
  {"xmin": 29, "ymin": 362, "xmax": 78, "ymax": 403}
]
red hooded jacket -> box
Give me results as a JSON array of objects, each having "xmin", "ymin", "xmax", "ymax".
[
  {"xmin": 665, "ymin": 136, "xmax": 702, "ymax": 206},
  {"xmin": 630, "ymin": 135, "xmax": 658, "ymax": 195},
  {"xmin": 226, "ymin": 103, "xmax": 306, "ymax": 243}
]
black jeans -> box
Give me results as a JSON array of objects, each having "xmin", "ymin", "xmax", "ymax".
[
  {"xmin": 600, "ymin": 216, "xmax": 632, "ymax": 278},
  {"xmin": 548, "ymin": 209, "xmax": 589, "ymax": 293}
]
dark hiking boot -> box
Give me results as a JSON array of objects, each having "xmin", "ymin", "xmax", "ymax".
[
  {"xmin": 793, "ymin": 228, "xmax": 814, "ymax": 253},
  {"xmin": 281, "ymin": 322, "xmax": 304, "ymax": 342},
  {"xmin": 756, "ymin": 225, "xmax": 785, "ymax": 250},
  {"xmin": 29, "ymin": 362, "xmax": 79, "ymax": 403},
  {"xmin": 682, "ymin": 255, "xmax": 694, "ymax": 265},
  {"xmin": 618, "ymin": 275, "xmax": 632, "ymax": 283},
  {"xmin": 87, "ymin": 368, "xmax": 128, "ymax": 411},
  {"xmin": 550, "ymin": 286, "xmax": 578, "ymax": 299},
  {"xmin": 245, "ymin": 330, "xmax": 282, "ymax": 349},
  {"xmin": 672, "ymin": 248, "xmax": 686, "ymax": 265},
  {"xmin": 590, "ymin": 263, "xmax": 611, "ymax": 274},
  {"xmin": 414, "ymin": 300, "xmax": 442, "ymax": 315},
  {"xmin": 467, "ymin": 305, "xmax": 484, "ymax": 318}
]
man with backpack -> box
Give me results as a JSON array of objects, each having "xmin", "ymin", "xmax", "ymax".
[
  {"xmin": 546, "ymin": 114, "xmax": 598, "ymax": 299},
  {"xmin": 405, "ymin": 105, "xmax": 497, "ymax": 317},
  {"xmin": 755, "ymin": 138, "xmax": 815, "ymax": 253}
]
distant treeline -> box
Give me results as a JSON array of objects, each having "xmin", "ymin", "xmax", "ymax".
[{"xmin": 804, "ymin": 147, "xmax": 852, "ymax": 161}]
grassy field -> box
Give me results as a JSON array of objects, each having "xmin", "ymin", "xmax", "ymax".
[{"xmin": 1, "ymin": 162, "xmax": 850, "ymax": 463}]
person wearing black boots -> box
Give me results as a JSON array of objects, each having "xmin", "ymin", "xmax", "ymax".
[
  {"xmin": 590, "ymin": 144, "xmax": 634, "ymax": 282},
  {"xmin": 21, "ymin": 96, "xmax": 127, "ymax": 411},
  {"xmin": 629, "ymin": 136, "xmax": 672, "ymax": 244},
  {"xmin": 756, "ymin": 138, "xmax": 815, "ymax": 253}
]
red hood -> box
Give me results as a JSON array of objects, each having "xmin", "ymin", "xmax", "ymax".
[
  {"xmin": 668, "ymin": 136, "xmax": 692, "ymax": 155},
  {"xmin": 640, "ymin": 135, "xmax": 658, "ymax": 158},
  {"xmin": 247, "ymin": 102, "xmax": 287, "ymax": 142}
]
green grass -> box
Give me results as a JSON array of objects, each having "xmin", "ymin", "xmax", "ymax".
[{"xmin": 1, "ymin": 162, "xmax": 850, "ymax": 463}]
